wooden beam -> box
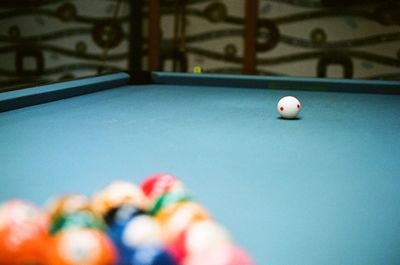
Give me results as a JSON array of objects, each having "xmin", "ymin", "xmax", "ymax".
[
  {"xmin": 130, "ymin": 0, "xmax": 143, "ymax": 71},
  {"xmin": 148, "ymin": 0, "xmax": 161, "ymax": 71},
  {"xmin": 243, "ymin": 0, "xmax": 259, "ymax": 75}
]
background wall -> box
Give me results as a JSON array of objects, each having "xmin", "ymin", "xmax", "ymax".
[
  {"xmin": 0, "ymin": 0, "xmax": 399, "ymax": 91},
  {"xmin": 0, "ymin": 0, "xmax": 131, "ymax": 91},
  {"xmin": 163, "ymin": 0, "xmax": 400, "ymax": 79}
]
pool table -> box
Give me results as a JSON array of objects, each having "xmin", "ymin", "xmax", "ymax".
[{"xmin": 1, "ymin": 72, "xmax": 400, "ymax": 265}]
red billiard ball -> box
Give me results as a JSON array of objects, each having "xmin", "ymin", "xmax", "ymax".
[
  {"xmin": 185, "ymin": 220, "xmax": 231, "ymax": 255},
  {"xmin": 184, "ymin": 243, "xmax": 254, "ymax": 265},
  {"xmin": 140, "ymin": 173, "xmax": 185, "ymax": 207},
  {"xmin": 166, "ymin": 220, "xmax": 231, "ymax": 263}
]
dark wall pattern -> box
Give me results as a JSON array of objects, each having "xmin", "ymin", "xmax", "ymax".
[
  {"xmin": 0, "ymin": 0, "xmax": 399, "ymax": 92},
  {"xmin": 158, "ymin": 0, "xmax": 400, "ymax": 79},
  {"xmin": 0, "ymin": 0, "xmax": 130, "ymax": 91}
]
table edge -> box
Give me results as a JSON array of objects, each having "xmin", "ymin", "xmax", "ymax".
[{"xmin": 1, "ymin": 71, "xmax": 399, "ymax": 112}]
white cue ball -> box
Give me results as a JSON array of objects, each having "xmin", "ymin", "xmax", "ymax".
[{"xmin": 277, "ymin": 96, "xmax": 301, "ymax": 119}]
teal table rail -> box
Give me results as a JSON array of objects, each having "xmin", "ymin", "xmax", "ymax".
[{"xmin": 1, "ymin": 72, "xmax": 400, "ymax": 112}]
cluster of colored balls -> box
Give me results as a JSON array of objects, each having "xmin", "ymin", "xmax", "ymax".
[{"xmin": 0, "ymin": 173, "xmax": 254, "ymax": 265}]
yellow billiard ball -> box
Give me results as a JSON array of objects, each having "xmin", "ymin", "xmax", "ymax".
[
  {"xmin": 193, "ymin": 66, "xmax": 203, "ymax": 74},
  {"xmin": 91, "ymin": 180, "xmax": 148, "ymax": 215},
  {"xmin": 154, "ymin": 201, "xmax": 210, "ymax": 242}
]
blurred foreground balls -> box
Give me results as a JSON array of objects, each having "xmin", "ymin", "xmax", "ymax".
[
  {"xmin": 185, "ymin": 220, "xmax": 231, "ymax": 255},
  {"xmin": 108, "ymin": 209, "xmax": 163, "ymax": 249},
  {"xmin": 150, "ymin": 193, "xmax": 190, "ymax": 216},
  {"xmin": 184, "ymin": 243, "xmax": 253, "ymax": 265},
  {"xmin": 50, "ymin": 211, "xmax": 106, "ymax": 235},
  {"xmin": 0, "ymin": 174, "xmax": 254, "ymax": 265},
  {"xmin": 166, "ymin": 220, "xmax": 231, "ymax": 263},
  {"xmin": 47, "ymin": 194, "xmax": 92, "ymax": 221},
  {"xmin": 155, "ymin": 201, "xmax": 210, "ymax": 242},
  {"xmin": 123, "ymin": 245, "xmax": 177, "ymax": 265},
  {"xmin": 92, "ymin": 181, "xmax": 148, "ymax": 215}
]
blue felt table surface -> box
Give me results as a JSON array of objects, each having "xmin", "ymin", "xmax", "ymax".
[{"xmin": 1, "ymin": 82, "xmax": 400, "ymax": 265}]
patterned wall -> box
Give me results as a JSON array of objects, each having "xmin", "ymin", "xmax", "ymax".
[
  {"xmin": 165, "ymin": 0, "xmax": 400, "ymax": 79},
  {"xmin": 0, "ymin": 0, "xmax": 399, "ymax": 92},
  {"xmin": 0, "ymin": 0, "xmax": 131, "ymax": 91}
]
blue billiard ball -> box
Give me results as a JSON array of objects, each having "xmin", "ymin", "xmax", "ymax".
[{"xmin": 124, "ymin": 245, "xmax": 177, "ymax": 265}]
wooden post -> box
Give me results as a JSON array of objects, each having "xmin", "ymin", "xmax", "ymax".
[
  {"xmin": 130, "ymin": 0, "xmax": 143, "ymax": 71},
  {"xmin": 243, "ymin": 0, "xmax": 259, "ymax": 75},
  {"xmin": 148, "ymin": 0, "xmax": 161, "ymax": 71}
]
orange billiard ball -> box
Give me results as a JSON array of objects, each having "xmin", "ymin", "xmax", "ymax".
[
  {"xmin": 47, "ymin": 228, "xmax": 117, "ymax": 265},
  {"xmin": 0, "ymin": 200, "xmax": 50, "ymax": 265}
]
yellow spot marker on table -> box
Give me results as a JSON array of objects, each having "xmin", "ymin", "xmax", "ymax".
[{"xmin": 193, "ymin": 66, "xmax": 203, "ymax": 74}]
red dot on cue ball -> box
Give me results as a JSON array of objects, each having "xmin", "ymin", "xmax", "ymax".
[{"xmin": 280, "ymin": 107, "xmax": 284, "ymax": 111}]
